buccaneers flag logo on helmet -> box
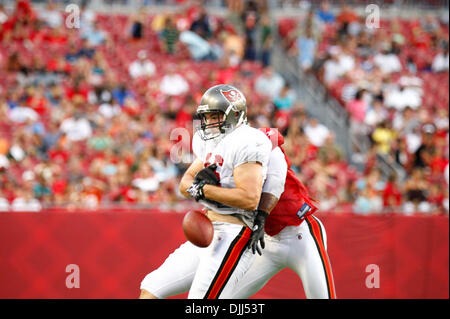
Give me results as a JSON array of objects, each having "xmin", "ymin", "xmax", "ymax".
[{"xmin": 220, "ymin": 89, "xmax": 243, "ymax": 103}]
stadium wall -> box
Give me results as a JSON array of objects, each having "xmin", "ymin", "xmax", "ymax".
[{"xmin": 0, "ymin": 211, "xmax": 448, "ymax": 299}]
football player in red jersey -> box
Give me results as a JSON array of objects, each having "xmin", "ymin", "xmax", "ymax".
[{"xmin": 234, "ymin": 127, "xmax": 337, "ymax": 299}]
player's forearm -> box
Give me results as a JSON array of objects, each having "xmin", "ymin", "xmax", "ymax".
[
  {"xmin": 179, "ymin": 175, "xmax": 195, "ymax": 198},
  {"xmin": 179, "ymin": 159, "xmax": 205, "ymax": 198},
  {"xmin": 203, "ymin": 184, "xmax": 261, "ymax": 211},
  {"xmin": 257, "ymin": 192, "xmax": 279, "ymax": 215}
]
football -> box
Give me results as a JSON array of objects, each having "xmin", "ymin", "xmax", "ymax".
[{"xmin": 182, "ymin": 210, "xmax": 214, "ymax": 248}]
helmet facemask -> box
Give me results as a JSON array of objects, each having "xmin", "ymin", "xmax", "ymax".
[{"xmin": 195, "ymin": 111, "xmax": 228, "ymax": 141}]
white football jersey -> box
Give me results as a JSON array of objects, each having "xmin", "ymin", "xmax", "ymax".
[{"xmin": 192, "ymin": 124, "xmax": 272, "ymax": 227}]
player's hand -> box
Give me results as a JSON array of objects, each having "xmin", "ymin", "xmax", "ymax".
[
  {"xmin": 187, "ymin": 165, "xmax": 219, "ymax": 202},
  {"xmin": 194, "ymin": 164, "xmax": 220, "ymax": 186},
  {"xmin": 247, "ymin": 210, "xmax": 269, "ymax": 256},
  {"xmin": 186, "ymin": 180, "xmax": 207, "ymax": 201}
]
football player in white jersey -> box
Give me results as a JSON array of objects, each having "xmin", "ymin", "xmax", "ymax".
[
  {"xmin": 139, "ymin": 126, "xmax": 336, "ymax": 299},
  {"xmin": 139, "ymin": 84, "xmax": 272, "ymax": 299}
]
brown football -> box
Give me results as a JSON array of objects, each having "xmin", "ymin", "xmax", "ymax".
[{"xmin": 182, "ymin": 210, "xmax": 214, "ymax": 247}]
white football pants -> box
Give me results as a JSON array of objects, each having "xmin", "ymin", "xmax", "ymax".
[
  {"xmin": 140, "ymin": 222, "xmax": 255, "ymax": 299},
  {"xmin": 233, "ymin": 215, "xmax": 337, "ymax": 299}
]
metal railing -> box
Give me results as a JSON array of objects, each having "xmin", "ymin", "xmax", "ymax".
[
  {"xmin": 271, "ymin": 38, "xmax": 355, "ymax": 162},
  {"xmin": 271, "ymin": 21, "xmax": 408, "ymax": 181}
]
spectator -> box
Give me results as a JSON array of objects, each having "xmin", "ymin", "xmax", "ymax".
[
  {"xmin": 0, "ymin": 155, "xmax": 9, "ymax": 170},
  {"xmin": 0, "ymin": 4, "xmax": 8, "ymax": 25},
  {"xmin": 112, "ymin": 83, "xmax": 133, "ymax": 106},
  {"xmin": 128, "ymin": 50, "xmax": 156, "ymax": 79},
  {"xmin": 353, "ymin": 185, "xmax": 383, "ymax": 215},
  {"xmin": 179, "ymin": 30, "xmax": 217, "ymax": 61},
  {"xmin": 81, "ymin": 21, "xmax": 107, "ymax": 47},
  {"xmin": 365, "ymin": 97, "xmax": 388, "ymax": 128},
  {"xmin": 373, "ymin": 43, "xmax": 402, "ymax": 74},
  {"xmin": 316, "ymin": 1, "xmax": 335, "ymax": 24},
  {"xmin": 372, "ymin": 121, "xmax": 397, "ymax": 155},
  {"xmin": 254, "ymin": 66, "xmax": 285, "ymax": 99},
  {"xmin": 221, "ymin": 31, "xmax": 244, "ymax": 67},
  {"xmin": 346, "ymin": 89, "xmax": 368, "ymax": 124},
  {"xmin": 405, "ymin": 125, "xmax": 423, "ymax": 155},
  {"xmin": 296, "ymin": 25, "xmax": 318, "ymax": 71},
  {"xmin": 260, "ymin": 14, "xmax": 273, "ymax": 67},
  {"xmin": 412, "ymin": 124, "xmax": 436, "ymax": 169},
  {"xmin": 77, "ymin": 39, "xmax": 96, "ymax": 60},
  {"xmin": 336, "ymin": 4, "xmax": 358, "ymax": 37},
  {"xmin": 80, "ymin": 2, "xmax": 96, "ymax": 33},
  {"xmin": 243, "ymin": 11, "xmax": 258, "ymax": 61},
  {"xmin": 403, "ymin": 168, "xmax": 431, "ymax": 214},
  {"xmin": 428, "ymin": 183, "xmax": 446, "ymax": 213},
  {"xmin": 129, "ymin": 8, "xmax": 145, "ymax": 41},
  {"xmin": 392, "ymin": 106, "xmax": 421, "ymax": 134},
  {"xmin": 384, "ymin": 78, "xmax": 422, "ymax": 111},
  {"xmin": 65, "ymin": 44, "xmax": 83, "ymax": 63},
  {"xmin": 11, "ymin": 189, "xmax": 42, "ymax": 212},
  {"xmin": 132, "ymin": 163, "xmax": 159, "ymax": 193},
  {"xmin": 298, "ymin": 9, "xmax": 322, "ymax": 41},
  {"xmin": 323, "ymin": 46, "xmax": 355, "ymax": 86},
  {"xmin": 159, "ymin": 65, "xmax": 189, "ymax": 96},
  {"xmin": 318, "ymin": 188, "xmax": 338, "ymax": 211},
  {"xmin": 304, "ymin": 118, "xmax": 330, "ymax": 148},
  {"xmin": 382, "ymin": 174, "xmax": 402, "ymax": 212},
  {"xmin": 273, "ymin": 83, "xmax": 296, "ymax": 111},
  {"xmin": 38, "ymin": 2, "xmax": 62, "ymax": 29},
  {"xmin": 160, "ymin": 15, "xmax": 179, "ymax": 55},
  {"xmin": 190, "ymin": 7, "xmax": 211, "ymax": 39},
  {"xmin": 98, "ymin": 98, "xmax": 121, "ymax": 119},
  {"xmin": 149, "ymin": 147, "xmax": 178, "ymax": 183},
  {"xmin": 8, "ymin": 105, "xmax": 39, "ymax": 123},
  {"xmin": 0, "ymin": 192, "xmax": 9, "ymax": 211},
  {"xmin": 432, "ymin": 44, "xmax": 449, "ymax": 72},
  {"xmin": 59, "ymin": 111, "xmax": 93, "ymax": 142},
  {"xmin": 434, "ymin": 108, "xmax": 449, "ymax": 132}
]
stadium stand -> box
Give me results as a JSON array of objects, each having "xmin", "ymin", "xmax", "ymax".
[
  {"xmin": 277, "ymin": 2, "xmax": 449, "ymax": 214},
  {"xmin": 0, "ymin": 0, "xmax": 448, "ymax": 216}
]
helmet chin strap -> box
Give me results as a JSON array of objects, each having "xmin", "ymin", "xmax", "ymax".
[
  {"xmin": 219, "ymin": 113, "xmax": 245, "ymax": 137},
  {"xmin": 236, "ymin": 112, "xmax": 246, "ymax": 127}
]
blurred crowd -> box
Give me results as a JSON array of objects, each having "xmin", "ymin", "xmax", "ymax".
[
  {"xmin": 281, "ymin": 1, "xmax": 449, "ymax": 214},
  {"xmin": 0, "ymin": 0, "xmax": 448, "ymax": 216}
]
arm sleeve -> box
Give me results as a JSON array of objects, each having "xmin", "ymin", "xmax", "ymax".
[
  {"xmin": 233, "ymin": 132, "xmax": 272, "ymax": 169},
  {"xmin": 262, "ymin": 147, "xmax": 288, "ymax": 199}
]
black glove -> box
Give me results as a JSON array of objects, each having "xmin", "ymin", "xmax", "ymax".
[
  {"xmin": 187, "ymin": 164, "xmax": 220, "ymax": 201},
  {"xmin": 247, "ymin": 210, "xmax": 269, "ymax": 256},
  {"xmin": 194, "ymin": 164, "xmax": 220, "ymax": 185}
]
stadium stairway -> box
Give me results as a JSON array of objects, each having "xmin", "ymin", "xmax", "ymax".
[{"xmin": 270, "ymin": 17, "xmax": 405, "ymax": 180}]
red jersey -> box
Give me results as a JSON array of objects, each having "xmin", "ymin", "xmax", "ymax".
[{"xmin": 259, "ymin": 128, "xmax": 318, "ymax": 236}]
